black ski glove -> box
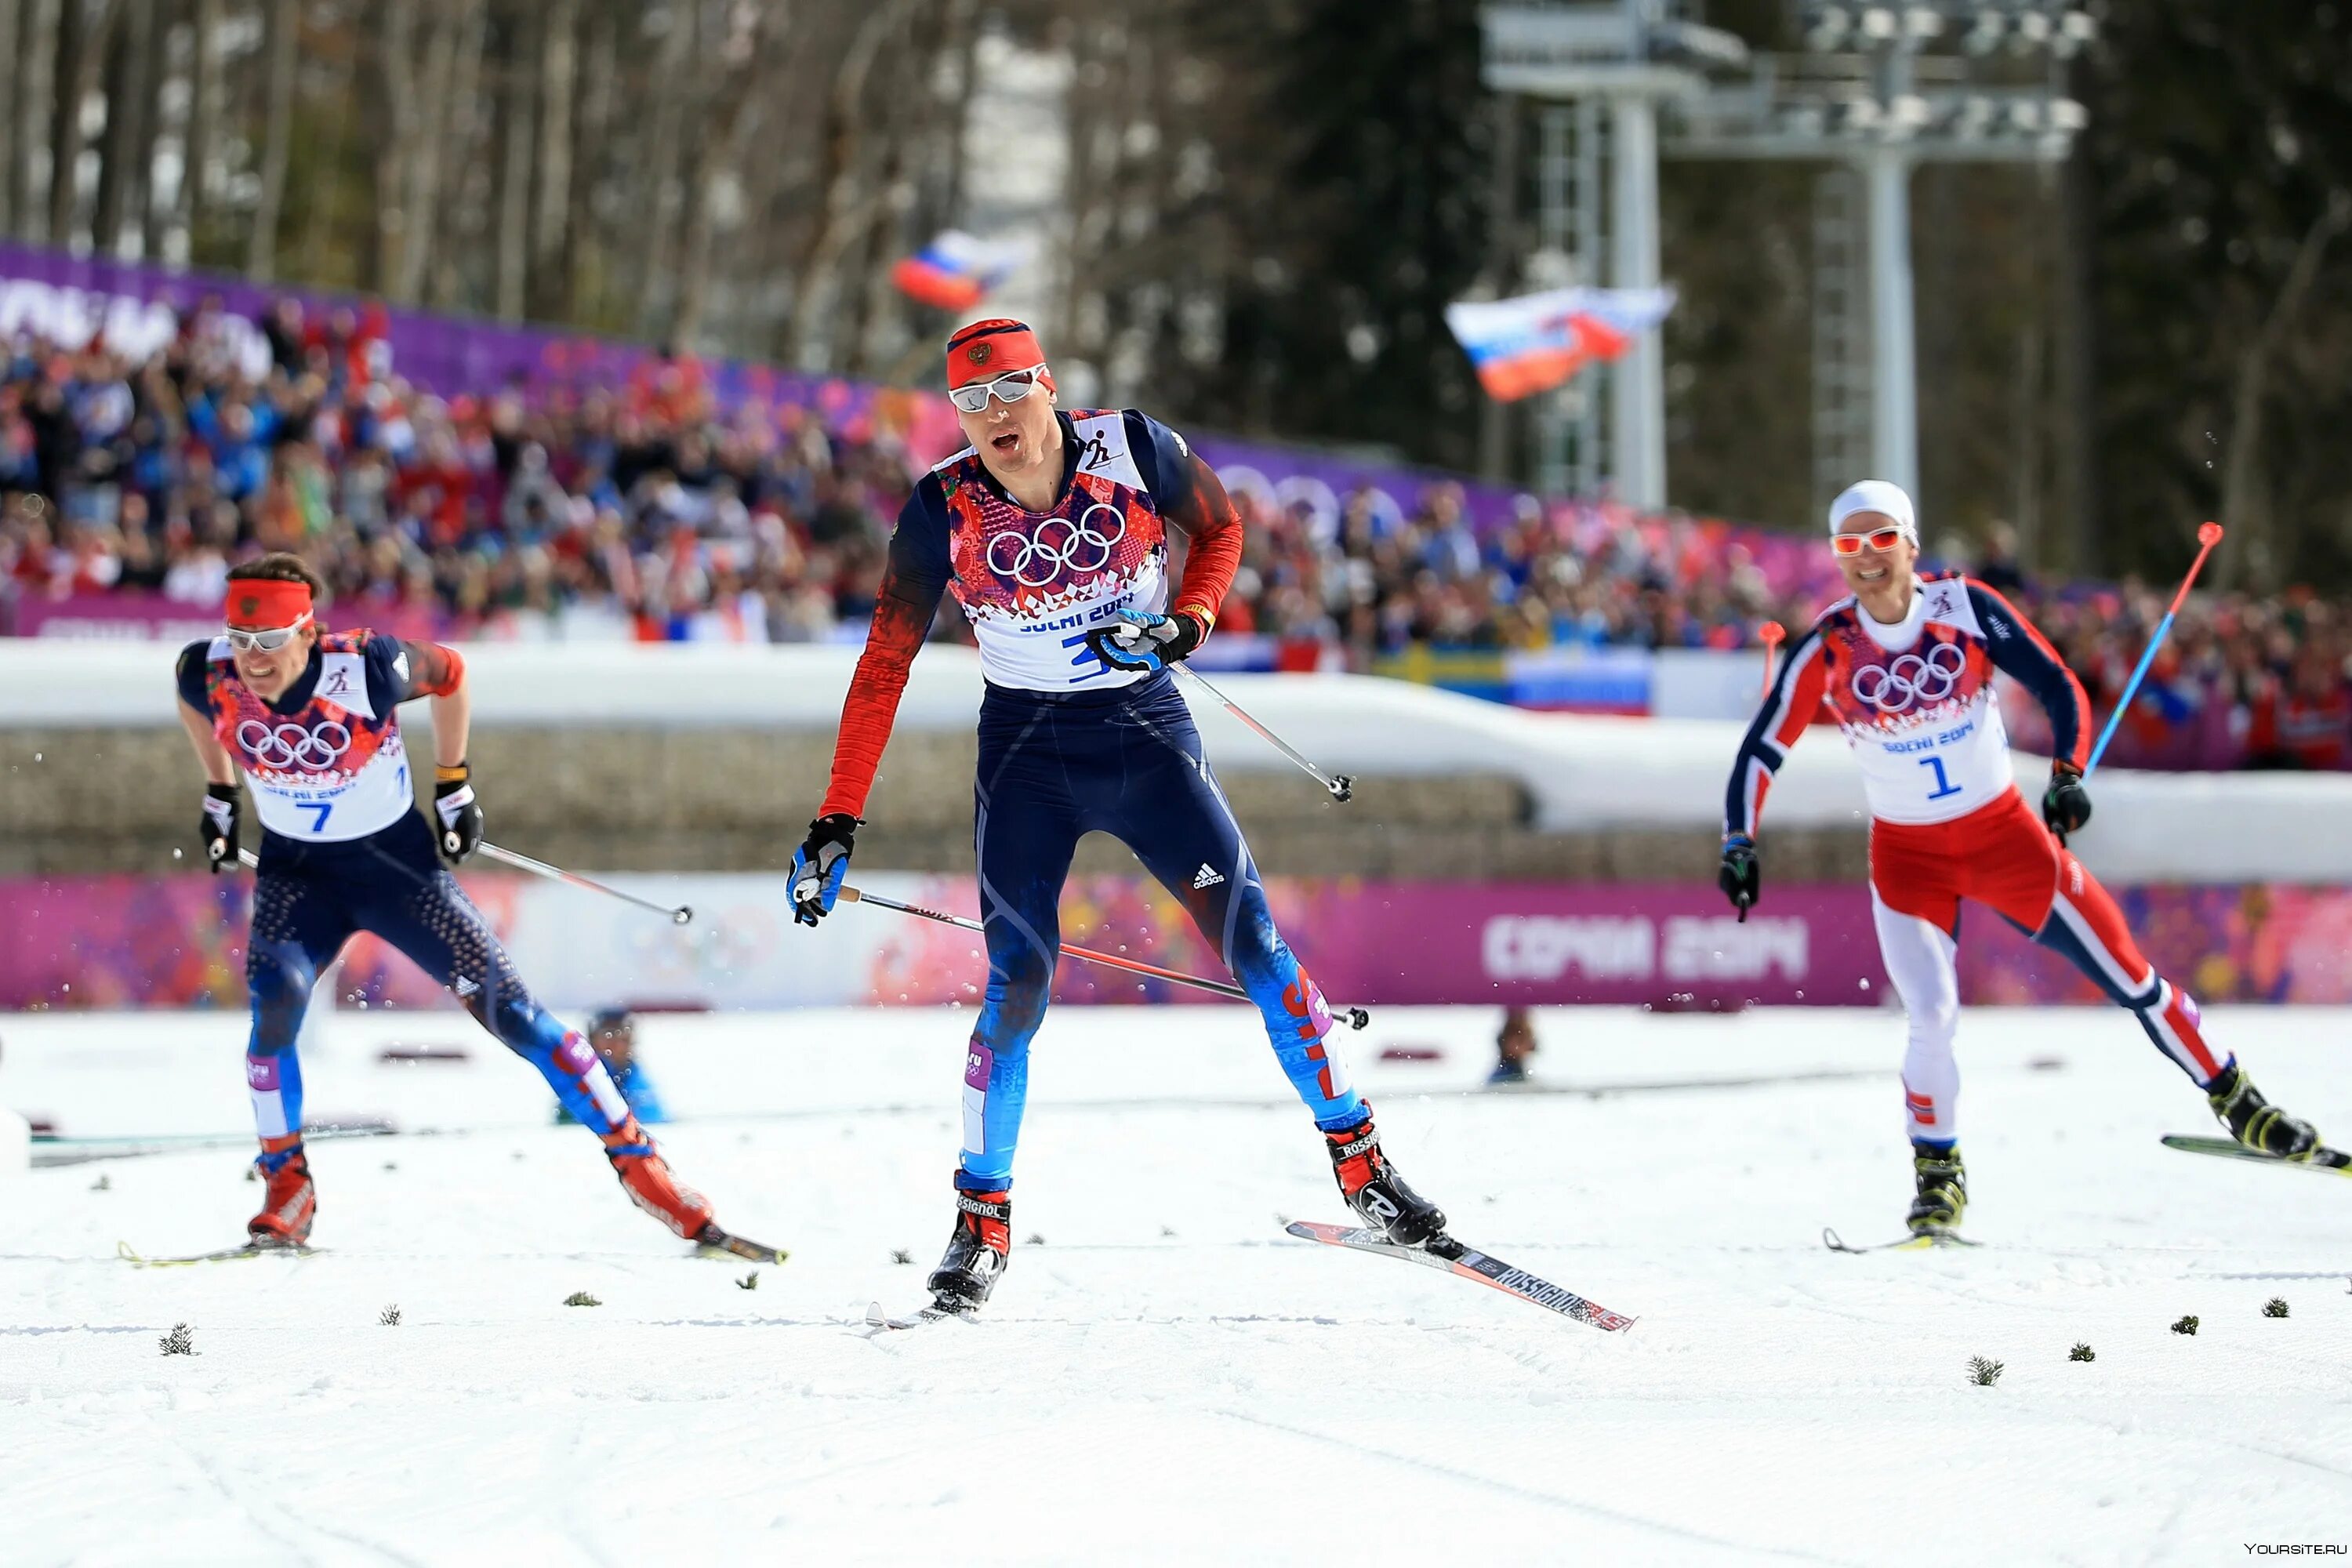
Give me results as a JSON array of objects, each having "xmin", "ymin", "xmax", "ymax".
[
  {"xmin": 2042, "ymin": 760, "xmax": 2091, "ymax": 844},
  {"xmin": 790, "ymin": 813, "xmax": 858, "ymax": 926},
  {"xmin": 1719, "ymin": 834, "xmax": 1760, "ymax": 922},
  {"xmin": 434, "ymin": 762, "xmax": 484, "ymax": 862},
  {"xmin": 201, "ymin": 782, "xmax": 240, "ymax": 873}
]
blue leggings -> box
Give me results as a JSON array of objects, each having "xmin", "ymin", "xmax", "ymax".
[
  {"xmin": 244, "ymin": 811, "xmax": 630, "ymax": 1161},
  {"xmin": 956, "ymin": 671, "xmax": 1359, "ymax": 1192}
]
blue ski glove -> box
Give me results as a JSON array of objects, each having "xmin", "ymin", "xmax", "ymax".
[
  {"xmin": 1084, "ymin": 609, "xmax": 1205, "ymax": 675},
  {"xmin": 789, "ymin": 813, "xmax": 858, "ymax": 927}
]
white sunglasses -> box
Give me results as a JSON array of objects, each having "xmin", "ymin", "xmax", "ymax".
[
  {"xmin": 223, "ymin": 612, "xmax": 313, "ymax": 652},
  {"xmin": 949, "ymin": 365, "xmax": 1047, "ymax": 414}
]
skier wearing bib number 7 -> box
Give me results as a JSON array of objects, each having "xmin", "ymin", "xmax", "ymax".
[
  {"xmin": 788, "ymin": 319, "xmax": 1446, "ymax": 1313},
  {"xmin": 172, "ymin": 553, "xmax": 725, "ymax": 1250},
  {"xmin": 1719, "ymin": 481, "xmax": 2320, "ymax": 1237}
]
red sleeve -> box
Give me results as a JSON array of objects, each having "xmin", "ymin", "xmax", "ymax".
[
  {"xmin": 819, "ymin": 485, "xmax": 953, "ymax": 820},
  {"xmin": 407, "ymin": 641, "xmax": 465, "ymax": 699},
  {"xmin": 1162, "ymin": 450, "xmax": 1243, "ymax": 632}
]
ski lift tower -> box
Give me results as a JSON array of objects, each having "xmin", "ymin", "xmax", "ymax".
[
  {"xmin": 1483, "ymin": 2, "xmax": 2092, "ymax": 510},
  {"xmin": 1481, "ymin": 2, "xmax": 1744, "ymax": 507}
]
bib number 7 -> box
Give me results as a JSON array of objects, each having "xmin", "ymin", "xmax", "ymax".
[{"xmin": 298, "ymin": 800, "xmax": 334, "ymax": 833}]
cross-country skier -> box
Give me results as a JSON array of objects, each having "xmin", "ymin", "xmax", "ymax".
[
  {"xmin": 1719, "ymin": 481, "xmax": 2321, "ymax": 1236},
  {"xmin": 789, "ymin": 319, "xmax": 1446, "ymax": 1311},
  {"xmin": 174, "ymin": 554, "xmax": 719, "ymax": 1248}
]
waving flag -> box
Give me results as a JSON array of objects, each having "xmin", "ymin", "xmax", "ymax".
[
  {"xmin": 1444, "ymin": 285, "xmax": 1678, "ymax": 402},
  {"xmin": 891, "ymin": 230, "xmax": 1034, "ymax": 312}
]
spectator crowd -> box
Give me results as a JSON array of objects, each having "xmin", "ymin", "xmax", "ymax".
[{"xmin": 2, "ymin": 295, "xmax": 2348, "ymax": 772}]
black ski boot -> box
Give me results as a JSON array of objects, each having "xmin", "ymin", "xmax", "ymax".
[
  {"xmin": 2207, "ymin": 1065, "xmax": 2318, "ymax": 1159},
  {"xmin": 1906, "ymin": 1142, "xmax": 1967, "ymax": 1235},
  {"xmin": 1324, "ymin": 1107, "xmax": 1447, "ymax": 1247},
  {"xmin": 925, "ymin": 1187, "xmax": 1011, "ymax": 1310}
]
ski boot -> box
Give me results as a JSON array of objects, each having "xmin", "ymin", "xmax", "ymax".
[
  {"xmin": 1906, "ymin": 1142, "xmax": 1966, "ymax": 1236},
  {"xmin": 926, "ymin": 1187, "xmax": 1011, "ymax": 1311},
  {"xmin": 1324, "ymin": 1106, "xmax": 1447, "ymax": 1247},
  {"xmin": 248, "ymin": 1139, "xmax": 317, "ymax": 1247},
  {"xmin": 2207, "ymin": 1064, "xmax": 2318, "ymax": 1159},
  {"xmin": 603, "ymin": 1116, "xmax": 715, "ymax": 1238}
]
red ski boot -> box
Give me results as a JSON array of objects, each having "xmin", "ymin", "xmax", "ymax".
[
  {"xmin": 248, "ymin": 1138, "xmax": 316, "ymax": 1246},
  {"xmin": 603, "ymin": 1118, "xmax": 714, "ymax": 1239}
]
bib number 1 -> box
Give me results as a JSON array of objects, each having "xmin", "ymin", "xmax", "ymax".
[{"xmin": 1919, "ymin": 756, "xmax": 1962, "ymax": 801}]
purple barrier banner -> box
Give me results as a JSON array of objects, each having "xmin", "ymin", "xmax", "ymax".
[
  {"xmin": 8, "ymin": 589, "xmax": 449, "ymax": 641},
  {"xmin": 3, "ymin": 873, "xmax": 1886, "ymax": 1011},
  {"xmin": 19, "ymin": 870, "xmax": 2352, "ymax": 1011}
]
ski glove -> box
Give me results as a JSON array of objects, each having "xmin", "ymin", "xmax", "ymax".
[
  {"xmin": 2042, "ymin": 760, "xmax": 2092, "ymax": 843},
  {"xmin": 201, "ymin": 782, "xmax": 240, "ymax": 873},
  {"xmin": 1719, "ymin": 834, "xmax": 1760, "ymax": 921},
  {"xmin": 434, "ymin": 763, "xmax": 484, "ymax": 862},
  {"xmin": 790, "ymin": 813, "xmax": 858, "ymax": 927},
  {"xmin": 1084, "ymin": 609, "xmax": 1205, "ymax": 676}
]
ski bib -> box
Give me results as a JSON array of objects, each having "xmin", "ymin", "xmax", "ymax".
[
  {"xmin": 932, "ymin": 409, "xmax": 1171, "ymax": 690},
  {"xmin": 203, "ymin": 631, "xmax": 413, "ymax": 841}
]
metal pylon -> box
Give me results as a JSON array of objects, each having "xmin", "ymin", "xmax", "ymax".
[
  {"xmin": 1811, "ymin": 165, "xmax": 1871, "ymax": 512},
  {"xmin": 1531, "ymin": 100, "xmax": 1609, "ymax": 499}
]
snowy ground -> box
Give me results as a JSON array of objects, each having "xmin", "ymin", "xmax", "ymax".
[{"xmin": 2, "ymin": 1002, "xmax": 2349, "ymax": 1567}]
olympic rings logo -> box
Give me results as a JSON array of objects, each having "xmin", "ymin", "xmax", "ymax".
[
  {"xmin": 237, "ymin": 718, "xmax": 353, "ymax": 771},
  {"xmin": 985, "ymin": 502, "xmax": 1127, "ymax": 588},
  {"xmin": 1850, "ymin": 641, "xmax": 1968, "ymax": 713}
]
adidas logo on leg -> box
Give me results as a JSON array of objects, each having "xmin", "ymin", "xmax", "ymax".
[{"xmin": 1192, "ymin": 864, "xmax": 1225, "ymax": 889}]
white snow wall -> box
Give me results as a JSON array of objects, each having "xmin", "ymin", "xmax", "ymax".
[{"xmin": 5, "ymin": 640, "xmax": 2350, "ymax": 882}]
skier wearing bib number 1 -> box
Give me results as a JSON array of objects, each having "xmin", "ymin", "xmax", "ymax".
[
  {"xmin": 789, "ymin": 319, "xmax": 1447, "ymax": 1313},
  {"xmin": 1719, "ymin": 481, "xmax": 2320, "ymax": 1237},
  {"xmin": 173, "ymin": 553, "xmax": 728, "ymax": 1250}
]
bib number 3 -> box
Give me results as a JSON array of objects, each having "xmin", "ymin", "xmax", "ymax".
[{"xmin": 1919, "ymin": 756, "xmax": 1963, "ymax": 801}]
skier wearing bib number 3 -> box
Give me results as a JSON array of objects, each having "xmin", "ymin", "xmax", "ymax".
[
  {"xmin": 173, "ymin": 554, "xmax": 724, "ymax": 1249},
  {"xmin": 789, "ymin": 319, "xmax": 1446, "ymax": 1312},
  {"xmin": 1720, "ymin": 481, "xmax": 2319, "ymax": 1237}
]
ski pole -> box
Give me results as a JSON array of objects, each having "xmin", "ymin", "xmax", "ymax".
[
  {"xmin": 1757, "ymin": 620, "xmax": 1785, "ymax": 698},
  {"xmin": 1173, "ymin": 662, "xmax": 1354, "ymax": 803},
  {"xmin": 240, "ymin": 842, "xmax": 694, "ymax": 924},
  {"xmin": 2084, "ymin": 521, "xmax": 2225, "ymax": 779},
  {"xmin": 840, "ymin": 884, "xmax": 1370, "ymax": 1029}
]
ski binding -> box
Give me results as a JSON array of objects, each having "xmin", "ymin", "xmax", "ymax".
[
  {"xmin": 117, "ymin": 1238, "xmax": 324, "ymax": 1268},
  {"xmin": 695, "ymin": 1224, "xmax": 789, "ymax": 1264}
]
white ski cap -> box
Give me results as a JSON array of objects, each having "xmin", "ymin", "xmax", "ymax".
[{"xmin": 1827, "ymin": 479, "xmax": 1918, "ymax": 539}]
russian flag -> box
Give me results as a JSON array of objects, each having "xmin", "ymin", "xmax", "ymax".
[
  {"xmin": 891, "ymin": 230, "xmax": 1033, "ymax": 312},
  {"xmin": 1444, "ymin": 285, "xmax": 1677, "ymax": 402}
]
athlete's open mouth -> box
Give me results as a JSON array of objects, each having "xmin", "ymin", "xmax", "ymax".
[{"xmin": 990, "ymin": 431, "xmax": 1020, "ymax": 454}]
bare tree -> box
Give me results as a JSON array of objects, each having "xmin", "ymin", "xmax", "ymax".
[
  {"xmin": 91, "ymin": 0, "xmax": 147, "ymax": 252},
  {"xmin": 493, "ymin": 1, "xmax": 539, "ymax": 320},
  {"xmin": 136, "ymin": 0, "xmax": 172, "ymax": 257},
  {"xmin": 430, "ymin": 0, "xmax": 490, "ymax": 308},
  {"xmin": 561, "ymin": 0, "xmax": 618, "ymax": 325},
  {"xmin": 781, "ymin": 0, "xmax": 923, "ymax": 368},
  {"xmin": 45, "ymin": 0, "xmax": 100, "ymax": 245},
  {"xmin": 10, "ymin": 0, "xmax": 49, "ymax": 241},
  {"xmin": 2219, "ymin": 190, "xmax": 2352, "ymax": 593},
  {"xmin": 528, "ymin": 0, "xmax": 577, "ymax": 317},
  {"xmin": 245, "ymin": 0, "xmax": 297, "ymax": 278},
  {"xmin": 179, "ymin": 0, "xmax": 218, "ymax": 256},
  {"xmin": 672, "ymin": 2, "xmax": 787, "ymax": 347}
]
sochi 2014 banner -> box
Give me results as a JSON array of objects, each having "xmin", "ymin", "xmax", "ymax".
[{"xmin": 13, "ymin": 874, "xmax": 2337, "ymax": 1014}]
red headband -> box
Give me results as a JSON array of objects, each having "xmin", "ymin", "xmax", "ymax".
[
  {"xmin": 225, "ymin": 578, "xmax": 314, "ymax": 630},
  {"xmin": 946, "ymin": 318, "xmax": 1049, "ymax": 390}
]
